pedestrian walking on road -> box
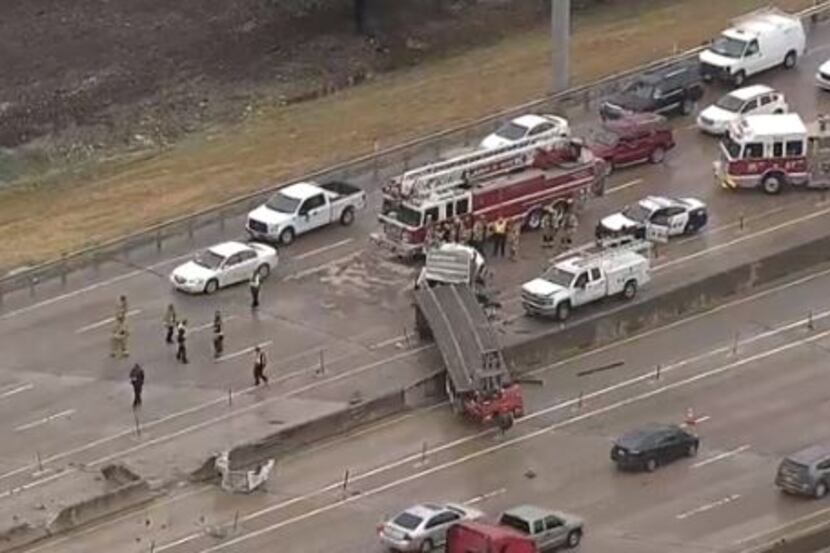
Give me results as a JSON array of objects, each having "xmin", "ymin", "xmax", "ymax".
[
  {"xmin": 212, "ymin": 310, "xmax": 224, "ymax": 359},
  {"xmin": 508, "ymin": 222, "xmax": 521, "ymax": 261},
  {"xmin": 253, "ymin": 346, "xmax": 269, "ymax": 386},
  {"xmin": 492, "ymin": 217, "xmax": 508, "ymax": 258},
  {"xmin": 541, "ymin": 209, "xmax": 554, "ymax": 250},
  {"xmin": 115, "ymin": 295, "xmax": 128, "ymax": 324},
  {"xmin": 163, "ymin": 304, "xmax": 177, "ymax": 344},
  {"xmin": 176, "ymin": 319, "xmax": 189, "ymax": 364},
  {"xmin": 250, "ymin": 272, "xmax": 262, "ymax": 309},
  {"xmin": 110, "ymin": 320, "xmax": 129, "ymax": 359},
  {"xmin": 129, "ymin": 363, "xmax": 145, "ymax": 409}
]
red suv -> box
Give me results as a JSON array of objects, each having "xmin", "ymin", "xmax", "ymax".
[{"xmin": 585, "ymin": 113, "xmax": 675, "ymax": 175}]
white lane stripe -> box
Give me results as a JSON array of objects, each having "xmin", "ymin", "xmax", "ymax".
[
  {"xmin": 14, "ymin": 409, "xmax": 75, "ymax": 432},
  {"xmin": 188, "ymin": 329, "xmax": 830, "ymax": 553},
  {"xmin": 676, "ymin": 494, "xmax": 741, "ymax": 520},
  {"xmin": 607, "ymin": 179, "xmax": 643, "ymax": 194},
  {"xmin": 464, "ymin": 487, "xmax": 507, "ymax": 505},
  {"xmin": 191, "ymin": 315, "xmax": 239, "ymax": 333},
  {"xmin": 283, "ymin": 251, "xmax": 362, "ymax": 281},
  {"xmin": 368, "ymin": 333, "xmax": 408, "ymax": 350},
  {"xmin": 74, "ymin": 309, "xmax": 142, "ymax": 334},
  {"xmin": 0, "ymin": 383, "xmax": 33, "ymax": 399},
  {"xmin": 293, "ymin": 239, "xmax": 354, "ymax": 261},
  {"xmin": 692, "ymin": 445, "xmax": 751, "ymax": 469},
  {"xmin": 0, "ymin": 253, "xmax": 192, "ymax": 321},
  {"xmin": 216, "ymin": 341, "xmax": 273, "ymax": 362}
]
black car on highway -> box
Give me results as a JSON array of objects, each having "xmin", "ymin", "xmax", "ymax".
[
  {"xmin": 611, "ymin": 423, "xmax": 699, "ymax": 472},
  {"xmin": 600, "ymin": 64, "xmax": 704, "ymax": 120}
]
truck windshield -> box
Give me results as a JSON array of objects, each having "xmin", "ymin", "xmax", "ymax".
[
  {"xmin": 266, "ymin": 193, "xmax": 301, "ymax": 213},
  {"xmin": 714, "ymin": 93, "xmax": 744, "ymax": 113},
  {"xmin": 499, "ymin": 514, "xmax": 531, "ymax": 535},
  {"xmin": 711, "ymin": 36, "xmax": 747, "ymax": 58},
  {"xmin": 622, "ymin": 203, "xmax": 653, "ymax": 224},
  {"xmin": 623, "ymin": 81, "xmax": 656, "ymax": 99},
  {"xmin": 542, "ymin": 266, "xmax": 576, "ymax": 287},
  {"xmin": 721, "ymin": 135, "xmax": 742, "ymax": 160},
  {"xmin": 383, "ymin": 203, "xmax": 422, "ymax": 227}
]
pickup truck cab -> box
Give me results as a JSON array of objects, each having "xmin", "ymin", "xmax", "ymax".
[
  {"xmin": 247, "ymin": 180, "xmax": 366, "ymax": 245},
  {"xmin": 497, "ymin": 505, "xmax": 584, "ymax": 550},
  {"xmin": 521, "ymin": 247, "xmax": 650, "ymax": 320},
  {"xmin": 699, "ymin": 9, "xmax": 805, "ymax": 86}
]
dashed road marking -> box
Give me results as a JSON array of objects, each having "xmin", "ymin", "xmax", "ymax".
[
  {"xmin": 14, "ymin": 409, "xmax": 75, "ymax": 432},
  {"xmin": 75, "ymin": 309, "xmax": 142, "ymax": 333},
  {"xmin": 692, "ymin": 445, "xmax": 751, "ymax": 469},
  {"xmin": 293, "ymin": 239, "xmax": 354, "ymax": 261},
  {"xmin": 0, "ymin": 383, "xmax": 33, "ymax": 399},
  {"xmin": 676, "ymin": 494, "xmax": 741, "ymax": 520}
]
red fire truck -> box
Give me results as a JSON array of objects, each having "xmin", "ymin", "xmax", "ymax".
[
  {"xmin": 371, "ymin": 131, "xmax": 607, "ymax": 258},
  {"xmin": 715, "ymin": 113, "xmax": 830, "ymax": 194}
]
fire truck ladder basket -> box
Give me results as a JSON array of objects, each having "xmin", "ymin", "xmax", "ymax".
[
  {"xmin": 397, "ymin": 130, "xmax": 571, "ymax": 199},
  {"xmin": 413, "ymin": 283, "xmax": 510, "ymax": 395}
]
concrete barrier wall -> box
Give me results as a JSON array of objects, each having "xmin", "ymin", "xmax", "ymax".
[
  {"xmin": 748, "ymin": 518, "xmax": 830, "ymax": 553},
  {"xmin": 222, "ymin": 390, "xmax": 407, "ymax": 471},
  {"xmin": 505, "ymin": 231, "xmax": 830, "ymax": 372},
  {"xmin": 47, "ymin": 479, "xmax": 153, "ymax": 535}
]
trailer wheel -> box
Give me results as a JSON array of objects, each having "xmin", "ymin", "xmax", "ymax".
[{"xmin": 497, "ymin": 412, "xmax": 514, "ymax": 431}]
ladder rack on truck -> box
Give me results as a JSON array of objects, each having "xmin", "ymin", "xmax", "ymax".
[{"xmin": 414, "ymin": 282, "xmax": 523, "ymax": 428}]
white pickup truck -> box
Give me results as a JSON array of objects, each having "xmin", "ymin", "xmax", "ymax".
[
  {"xmin": 246, "ymin": 181, "xmax": 366, "ymax": 245},
  {"xmin": 521, "ymin": 248, "xmax": 650, "ymax": 320}
]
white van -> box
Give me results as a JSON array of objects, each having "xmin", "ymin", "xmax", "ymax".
[{"xmin": 699, "ymin": 9, "xmax": 805, "ymax": 87}]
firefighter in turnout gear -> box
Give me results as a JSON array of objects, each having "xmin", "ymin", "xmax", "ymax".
[
  {"xmin": 492, "ymin": 217, "xmax": 508, "ymax": 258},
  {"xmin": 541, "ymin": 210, "xmax": 554, "ymax": 249},
  {"xmin": 561, "ymin": 201, "xmax": 579, "ymax": 250},
  {"xmin": 110, "ymin": 320, "xmax": 129, "ymax": 358},
  {"xmin": 471, "ymin": 217, "xmax": 485, "ymax": 254},
  {"xmin": 212, "ymin": 310, "xmax": 224, "ymax": 359},
  {"xmin": 115, "ymin": 295, "xmax": 128, "ymax": 324},
  {"xmin": 508, "ymin": 221, "xmax": 521, "ymax": 261},
  {"xmin": 458, "ymin": 215, "xmax": 472, "ymax": 246},
  {"xmin": 163, "ymin": 304, "xmax": 177, "ymax": 344}
]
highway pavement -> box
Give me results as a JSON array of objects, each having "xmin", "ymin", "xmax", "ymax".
[
  {"xmin": 3, "ymin": 16, "xmax": 830, "ymax": 552},
  {"xmin": 27, "ymin": 253, "xmax": 830, "ymax": 553}
]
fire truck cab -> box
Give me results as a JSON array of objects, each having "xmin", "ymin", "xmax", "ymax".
[
  {"xmin": 715, "ymin": 113, "xmax": 830, "ymax": 194},
  {"xmin": 372, "ymin": 131, "xmax": 605, "ymax": 258}
]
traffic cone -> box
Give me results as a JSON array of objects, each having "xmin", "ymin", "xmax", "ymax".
[{"xmin": 685, "ymin": 407, "xmax": 696, "ymax": 426}]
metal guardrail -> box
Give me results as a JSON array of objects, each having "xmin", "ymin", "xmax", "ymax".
[{"xmin": 1, "ymin": 2, "xmax": 828, "ymax": 304}]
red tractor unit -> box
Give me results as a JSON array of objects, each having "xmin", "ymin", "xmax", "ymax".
[
  {"xmin": 414, "ymin": 245, "xmax": 523, "ymax": 429},
  {"xmin": 371, "ymin": 129, "xmax": 606, "ymax": 259}
]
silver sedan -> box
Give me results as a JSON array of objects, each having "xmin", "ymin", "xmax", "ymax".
[{"xmin": 378, "ymin": 502, "xmax": 483, "ymax": 552}]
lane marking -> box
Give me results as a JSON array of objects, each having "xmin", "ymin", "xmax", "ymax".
[
  {"xmin": 676, "ymin": 494, "xmax": 741, "ymax": 520},
  {"xmin": 75, "ymin": 309, "xmax": 142, "ymax": 334},
  {"xmin": 368, "ymin": 333, "xmax": 408, "ymax": 350},
  {"xmin": 14, "ymin": 410, "xmax": 75, "ymax": 432},
  {"xmin": 293, "ymin": 239, "xmax": 354, "ymax": 261},
  {"xmin": 0, "ymin": 253, "xmax": 192, "ymax": 321},
  {"xmin": 464, "ymin": 487, "xmax": 507, "ymax": 506},
  {"xmin": 283, "ymin": 251, "xmax": 362, "ymax": 281},
  {"xmin": 186, "ymin": 328, "xmax": 830, "ymax": 553},
  {"xmin": 607, "ymin": 179, "xmax": 643, "ymax": 194},
  {"xmin": 692, "ymin": 445, "xmax": 751, "ymax": 469},
  {"xmin": 216, "ymin": 341, "xmax": 273, "ymax": 363},
  {"xmin": 0, "ymin": 383, "xmax": 33, "ymax": 399},
  {"xmin": 191, "ymin": 315, "xmax": 239, "ymax": 333}
]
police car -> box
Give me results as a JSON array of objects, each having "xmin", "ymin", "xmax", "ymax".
[{"xmin": 595, "ymin": 196, "xmax": 708, "ymax": 241}]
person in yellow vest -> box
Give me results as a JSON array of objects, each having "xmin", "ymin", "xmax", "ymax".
[{"xmin": 493, "ymin": 216, "xmax": 508, "ymax": 258}]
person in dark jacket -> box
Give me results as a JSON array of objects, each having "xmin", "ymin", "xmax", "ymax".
[{"xmin": 129, "ymin": 364, "xmax": 145, "ymax": 409}]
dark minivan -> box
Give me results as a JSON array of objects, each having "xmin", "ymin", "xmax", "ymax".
[{"xmin": 611, "ymin": 423, "xmax": 699, "ymax": 472}]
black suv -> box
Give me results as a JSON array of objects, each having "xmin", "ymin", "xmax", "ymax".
[
  {"xmin": 611, "ymin": 423, "xmax": 699, "ymax": 472},
  {"xmin": 600, "ymin": 64, "xmax": 704, "ymax": 120}
]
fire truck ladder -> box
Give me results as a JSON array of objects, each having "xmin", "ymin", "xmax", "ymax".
[
  {"xmin": 397, "ymin": 129, "xmax": 571, "ymax": 199},
  {"xmin": 413, "ymin": 283, "xmax": 510, "ymax": 396}
]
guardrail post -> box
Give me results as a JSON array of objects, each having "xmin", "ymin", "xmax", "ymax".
[
  {"xmin": 219, "ymin": 209, "xmax": 226, "ymax": 232},
  {"xmin": 29, "ymin": 276, "xmax": 36, "ymax": 298},
  {"xmin": 60, "ymin": 254, "xmax": 68, "ymax": 287},
  {"xmin": 583, "ymin": 89, "xmax": 591, "ymax": 113},
  {"xmin": 156, "ymin": 230, "xmax": 163, "ymax": 252},
  {"xmin": 187, "ymin": 219, "xmax": 194, "ymax": 241},
  {"xmin": 402, "ymin": 150, "xmax": 410, "ymax": 172}
]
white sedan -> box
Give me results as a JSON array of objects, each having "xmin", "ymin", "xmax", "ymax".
[
  {"xmin": 817, "ymin": 58, "xmax": 830, "ymax": 90},
  {"xmin": 696, "ymin": 84, "xmax": 787, "ymax": 135},
  {"xmin": 170, "ymin": 241, "xmax": 278, "ymax": 294},
  {"xmin": 595, "ymin": 195, "xmax": 708, "ymax": 242},
  {"xmin": 480, "ymin": 114, "xmax": 569, "ymax": 149}
]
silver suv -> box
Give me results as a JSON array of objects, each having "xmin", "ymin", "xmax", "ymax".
[{"xmin": 776, "ymin": 445, "xmax": 830, "ymax": 498}]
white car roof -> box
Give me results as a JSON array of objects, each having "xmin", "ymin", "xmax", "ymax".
[
  {"xmin": 733, "ymin": 113, "xmax": 806, "ymax": 139},
  {"xmin": 208, "ymin": 241, "xmax": 252, "ymax": 258},
  {"xmin": 281, "ymin": 182, "xmax": 322, "ymax": 200},
  {"xmin": 639, "ymin": 195, "xmax": 676, "ymax": 211},
  {"xmin": 725, "ymin": 11, "xmax": 801, "ymax": 39},
  {"xmin": 513, "ymin": 114, "xmax": 557, "ymax": 128},
  {"xmin": 728, "ymin": 84, "xmax": 775, "ymax": 101}
]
